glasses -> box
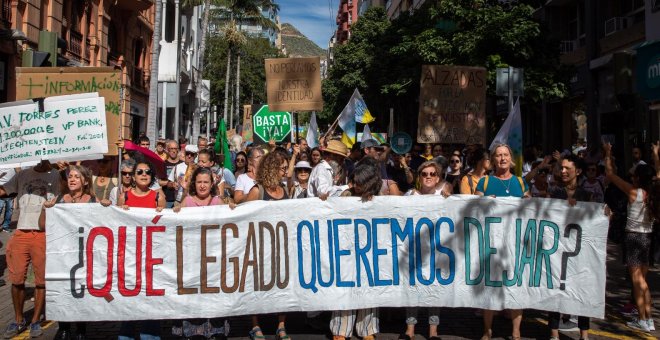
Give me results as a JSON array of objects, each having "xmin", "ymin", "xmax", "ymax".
[
  {"xmin": 121, "ymin": 171, "xmax": 132, "ymax": 177},
  {"xmin": 186, "ymin": 152, "xmax": 197, "ymax": 156},
  {"xmin": 279, "ymin": 166, "xmax": 288, "ymax": 172},
  {"xmin": 421, "ymin": 171, "xmax": 437, "ymax": 178},
  {"xmin": 135, "ymin": 169, "xmax": 153, "ymax": 176},
  {"xmin": 450, "ymin": 159, "xmax": 461, "ymax": 164},
  {"xmin": 297, "ymin": 168, "xmax": 311, "ymax": 173},
  {"xmin": 236, "ymin": 158, "xmax": 246, "ymax": 163}
]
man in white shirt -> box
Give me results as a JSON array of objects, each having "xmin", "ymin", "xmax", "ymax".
[
  {"xmin": 308, "ymin": 140, "xmax": 348, "ymax": 197},
  {"xmin": 0, "ymin": 161, "xmax": 59, "ymax": 338}
]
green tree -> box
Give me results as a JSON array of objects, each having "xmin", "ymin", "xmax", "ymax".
[{"xmin": 323, "ymin": 1, "xmax": 568, "ymax": 133}]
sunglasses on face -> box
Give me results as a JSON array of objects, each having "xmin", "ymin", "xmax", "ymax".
[
  {"xmin": 450, "ymin": 159, "xmax": 461, "ymax": 164},
  {"xmin": 297, "ymin": 168, "xmax": 311, "ymax": 173},
  {"xmin": 186, "ymin": 152, "xmax": 197, "ymax": 156},
  {"xmin": 135, "ymin": 169, "xmax": 153, "ymax": 176},
  {"xmin": 121, "ymin": 171, "xmax": 132, "ymax": 177},
  {"xmin": 236, "ymin": 158, "xmax": 246, "ymax": 163},
  {"xmin": 421, "ymin": 171, "xmax": 437, "ymax": 178}
]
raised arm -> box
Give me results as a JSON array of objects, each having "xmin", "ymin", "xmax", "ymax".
[{"xmin": 603, "ymin": 143, "xmax": 635, "ymax": 201}]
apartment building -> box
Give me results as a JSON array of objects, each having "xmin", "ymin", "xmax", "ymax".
[
  {"xmin": 534, "ymin": 0, "xmax": 659, "ymax": 163},
  {"xmin": 336, "ymin": 0, "xmax": 358, "ymax": 44},
  {"xmin": 0, "ymin": 0, "xmax": 154, "ymax": 140}
]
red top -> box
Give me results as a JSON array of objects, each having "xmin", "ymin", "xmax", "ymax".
[{"xmin": 125, "ymin": 189, "xmax": 158, "ymax": 208}]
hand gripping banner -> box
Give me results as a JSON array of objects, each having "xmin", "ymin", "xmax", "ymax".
[{"xmin": 45, "ymin": 195, "xmax": 608, "ymax": 321}]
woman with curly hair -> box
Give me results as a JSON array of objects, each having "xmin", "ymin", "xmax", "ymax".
[
  {"xmin": 331, "ymin": 160, "xmax": 381, "ymax": 340},
  {"xmin": 245, "ymin": 150, "xmax": 290, "ymax": 339}
]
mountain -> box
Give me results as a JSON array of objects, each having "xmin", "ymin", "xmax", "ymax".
[{"xmin": 281, "ymin": 23, "xmax": 326, "ymax": 59}]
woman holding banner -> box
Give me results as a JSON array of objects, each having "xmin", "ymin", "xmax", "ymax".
[
  {"xmin": 400, "ymin": 160, "xmax": 448, "ymax": 340},
  {"xmin": 604, "ymin": 143, "xmax": 656, "ymax": 332},
  {"xmin": 475, "ymin": 143, "xmax": 529, "ymax": 340},
  {"xmin": 117, "ymin": 159, "xmax": 166, "ymax": 212},
  {"xmin": 115, "ymin": 158, "xmax": 164, "ymax": 339},
  {"xmin": 330, "ymin": 160, "xmax": 382, "ymax": 340},
  {"xmin": 546, "ymin": 154, "xmax": 592, "ymax": 339},
  {"xmin": 245, "ymin": 150, "xmax": 291, "ymax": 340},
  {"xmin": 39, "ymin": 165, "xmax": 97, "ymax": 340}
]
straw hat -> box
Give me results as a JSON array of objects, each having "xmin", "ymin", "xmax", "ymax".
[{"xmin": 324, "ymin": 140, "xmax": 349, "ymax": 158}]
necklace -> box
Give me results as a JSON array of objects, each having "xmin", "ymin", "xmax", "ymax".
[
  {"xmin": 71, "ymin": 193, "xmax": 84, "ymax": 203},
  {"xmin": 495, "ymin": 176, "xmax": 513, "ymax": 194}
]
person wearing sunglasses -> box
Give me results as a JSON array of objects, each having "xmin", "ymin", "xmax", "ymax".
[
  {"xmin": 405, "ymin": 161, "xmax": 452, "ymax": 197},
  {"xmin": 445, "ymin": 153, "xmax": 463, "ymax": 193},
  {"xmin": 107, "ymin": 159, "xmax": 136, "ymax": 206},
  {"xmin": 288, "ymin": 161, "xmax": 312, "ymax": 199},
  {"xmin": 117, "ymin": 160, "xmax": 165, "ymax": 211},
  {"xmin": 234, "ymin": 151, "xmax": 248, "ymax": 177}
]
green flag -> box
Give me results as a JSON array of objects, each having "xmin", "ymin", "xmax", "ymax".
[{"xmin": 214, "ymin": 118, "xmax": 233, "ymax": 171}]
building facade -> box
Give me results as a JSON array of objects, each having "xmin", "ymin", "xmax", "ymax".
[
  {"xmin": 534, "ymin": 0, "xmax": 658, "ymax": 167},
  {"xmin": 0, "ymin": 0, "xmax": 154, "ymax": 141},
  {"xmin": 335, "ymin": 0, "xmax": 358, "ymax": 44}
]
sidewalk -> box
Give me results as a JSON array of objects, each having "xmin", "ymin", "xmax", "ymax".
[{"xmin": 0, "ymin": 213, "xmax": 657, "ymax": 339}]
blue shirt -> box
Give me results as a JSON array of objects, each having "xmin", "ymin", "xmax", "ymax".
[{"xmin": 475, "ymin": 175, "xmax": 528, "ymax": 198}]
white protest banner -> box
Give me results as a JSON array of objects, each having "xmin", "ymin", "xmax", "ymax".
[
  {"xmin": 46, "ymin": 196, "xmax": 608, "ymax": 321},
  {"xmin": 0, "ymin": 93, "xmax": 108, "ymax": 167}
]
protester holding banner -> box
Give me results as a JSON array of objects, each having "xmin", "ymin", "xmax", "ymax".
[
  {"xmin": 245, "ymin": 150, "xmax": 291, "ymax": 340},
  {"xmin": 289, "ymin": 161, "xmax": 312, "ymax": 199},
  {"xmin": 39, "ymin": 165, "xmax": 96, "ymax": 340},
  {"xmin": 162, "ymin": 140, "xmax": 182, "ymax": 208},
  {"xmin": 117, "ymin": 159, "xmax": 166, "ymax": 212},
  {"xmin": 330, "ymin": 160, "xmax": 382, "ymax": 340},
  {"xmin": 0, "ymin": 161, "xmax": 60, "ymax": 338},
  {"xmin": 0, "ymin": 166, "xmax": 16, "ymax": 232},
  {"xmin": 604, "ymin": 143, "xmax": 656, "ymax": 332},
  {"xmin": 546, "ymin": 154, "xmax": 592, "ymax": 339},
  {"xmin": 475, "ymin": 143, "xmax": 529, "ymax": 340},
  {"xmin": 460, "ymin": 148, "xmax": 491, "ymax": 195}
]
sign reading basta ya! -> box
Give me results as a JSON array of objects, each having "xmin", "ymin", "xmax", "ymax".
[{"xmin": 252, "ymin": 105, "xmax": 292, "ymax": 144}]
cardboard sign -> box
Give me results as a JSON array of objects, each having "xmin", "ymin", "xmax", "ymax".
[
  {"xmin": 241, "ymin": 105, "xmax": 253, "ymax": 143},
  {"xmin": 417, "ymin": 65, "xmax": 487, "ymax": 144},
  {"xmin": 45, "ymin": 196, "xmax": 608, "ymax": 321},
  {"xmin": 265, "ymin": 57, "xmax": 323, "ymax": 112},
  {"xmin": 16, "ymin": 67, "xmax": 122, "ymax": 155},
  {"xmin": 0, "ymin": 93, "xmax": 108, "ymax": 167}
]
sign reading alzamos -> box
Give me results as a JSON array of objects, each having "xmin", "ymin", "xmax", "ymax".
[
  {"xmin": 636, "ymin": 40, "xmax": 660, "ymax": 101},
  {"xmin": 252, "ymin": 105, "xmax": 292, "ymax": 144}
]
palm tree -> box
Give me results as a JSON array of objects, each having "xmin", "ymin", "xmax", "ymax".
[
  {"xmin": 146, "ymin": 0, "xmax": 163, "ymax": 145},
  {"xmin": 213, "ymin": 0, "xmax": 279, "ymax": 128}
]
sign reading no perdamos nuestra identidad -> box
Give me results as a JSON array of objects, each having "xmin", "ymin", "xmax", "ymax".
[
  {"xmin": 252, "ymin": 105, "xmax": 292, "ymax": 144},
  {"xmin": 46, "ymin": 196, "xmax": 608, "ymax": 321},
  {"xmin": 418, "ymin": 65, "xmax": 487, "ymax": 144},
  {"xmin": 265, "ymin": 57, "xmax": 323, "ymax": 112},
  {"xmin": 0, "ymin": 93, "xmax": 108, "ymax": 167}
]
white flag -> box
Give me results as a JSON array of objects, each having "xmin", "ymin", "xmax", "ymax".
[
  {"xmin": 306, "ymin": 111, "xmax": 319, "ymax": 148},
  {"xmin": 361, "ymin": 124, "xmax": 372, "ymax": 143}
]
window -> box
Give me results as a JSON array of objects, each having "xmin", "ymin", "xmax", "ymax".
[{"xmin": 654, "ymin": 0, "xmax": 660, "ymax": 12}]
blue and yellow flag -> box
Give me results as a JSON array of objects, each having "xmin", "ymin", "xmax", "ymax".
[{"xmin": 338, "ymin": 89, "xmax": 374, "ymax": 147}]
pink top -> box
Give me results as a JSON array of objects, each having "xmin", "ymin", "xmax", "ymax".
[{"xmin": 181, "ymin": 195, "xmax": 222, "ymax": 207}]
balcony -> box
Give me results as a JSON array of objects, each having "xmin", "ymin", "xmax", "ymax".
[
  {"xmin": 114, "ymin": 0, "xmax": 153, "ymax": 11},
  {"xmin": 1, "ymin": 0, "xmax": 11, "ymax": 26},
  {"xmin": 68, "ymin": 30, "xmax": 83, "ymax": 61}
]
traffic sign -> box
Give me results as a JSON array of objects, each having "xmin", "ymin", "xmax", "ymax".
[{"xmin": 252, "ymin": 105, "xmax": 292, "ymax": 144}]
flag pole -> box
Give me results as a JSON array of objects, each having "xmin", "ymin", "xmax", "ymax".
[{"xmin": 322, "ymin": 114, "xmax": 341, "ymax": 141}]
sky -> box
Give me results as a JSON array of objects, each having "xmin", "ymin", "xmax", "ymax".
[{"xmin": 277, "ymin": 0, "xmax": 337, "ymax": 49}]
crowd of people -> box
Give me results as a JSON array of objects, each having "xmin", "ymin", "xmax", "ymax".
[{"xmin": 0, "ymin": 133, "xmax": 658, "ymax": 340}]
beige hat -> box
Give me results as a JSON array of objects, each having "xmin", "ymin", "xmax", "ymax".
[{"xmin": 324, "ymin": 140, "xmax": 349, "ymax": 158}]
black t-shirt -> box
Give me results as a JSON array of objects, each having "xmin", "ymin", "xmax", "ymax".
[{"xmin": 164, "ymin": 160, "xmax": 182, "ymax": 202}]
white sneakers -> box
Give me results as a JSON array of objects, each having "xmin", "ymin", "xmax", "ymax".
[{"xmin": 626, "ymin": 318, "xmax": 652, "ymax": 332}]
